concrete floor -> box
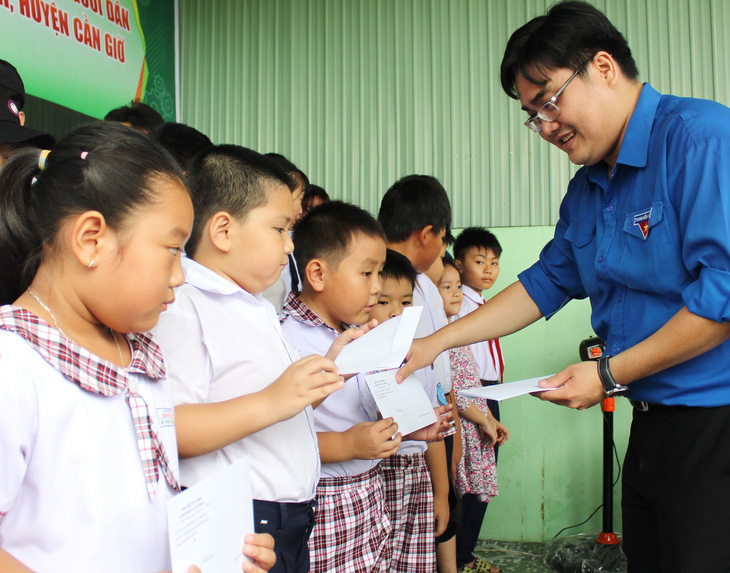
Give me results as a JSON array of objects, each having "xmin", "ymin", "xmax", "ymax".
[{"xmin": 473, "ymin": 536, "xmax": 627, "ymax": 573}]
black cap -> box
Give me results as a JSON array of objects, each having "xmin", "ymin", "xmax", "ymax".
[{"xmin": 0, "ymin": 59, "xmax": 55, "ymax": 148}]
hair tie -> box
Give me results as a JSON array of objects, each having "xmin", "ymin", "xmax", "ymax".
[
  {"xmin": 80, "ymin": 151, "xmax": 88, "ymax": 160},
  {"xmin": 38, "ymin": 149, "xmax": 51, "ymax": 171}
]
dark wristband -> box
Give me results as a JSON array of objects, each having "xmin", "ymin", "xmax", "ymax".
[{"xmin": 597, "ymin": 355, "xmax": 627, "ymax": 397}]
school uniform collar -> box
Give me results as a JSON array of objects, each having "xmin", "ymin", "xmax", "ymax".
[
  {"xmin": 461, "ymin": 284, "xmax": 484, "ymax": 305},
  {"xmin": 281, "ymin": 292, "xmax": 347, "ymax": 336},
  {"xmin": 587, "ymin": 83, "xmax": 661, "ymax": 185},
  {"xmin": 0, "ymin": 306, "xmax": 165, "ymax": 387},
  {"xmin": 182, "ymin": 256, "xmax": 266, "ymax": 305},
  {"xmin": 0, "ymin": 305, "xmax": 178, "ymax": 500}
]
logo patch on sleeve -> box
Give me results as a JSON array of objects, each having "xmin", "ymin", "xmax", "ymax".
[{"xmin": 157, "ymin": 407, "xmax": 175, "ymax": 428}]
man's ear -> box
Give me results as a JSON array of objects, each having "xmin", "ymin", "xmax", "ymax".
[
  {"xmin": 304, "ymin": 258, "xmax": 327, "ymax": 293},
  {"xmin": 208, "ymin": 211, "xmax": 234, "ymax": 253},
  {"xmin": 18, "ymin": 111, "xmax": 25, "ymax": 126},
  {"xmin": 69, "ymin": 210, "xmax": 106, "ymax": 269},
  {"xmin": 592, "ymin": 51, "xmax": 618, "ymax": 86}
]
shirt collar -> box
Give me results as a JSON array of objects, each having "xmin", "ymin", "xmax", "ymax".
[
  {"xmin": 461, "ymin": 284, "xmax": 484, "ymax": 304},
  {"xmin": 0, "ymin": 306, "xmax": 165, "ymax": 394},
  {"xmin": 281, "ymin": 292, "xmax": 343, "ymax": 336},
  {"xmin": 587, "ymin": 83, "xmax": 661, "ymax": 182}
]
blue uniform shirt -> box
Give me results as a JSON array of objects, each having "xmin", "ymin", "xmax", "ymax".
[{"xmin": 520, "ymin": 84, "xmax": 730, "ymax": 406}]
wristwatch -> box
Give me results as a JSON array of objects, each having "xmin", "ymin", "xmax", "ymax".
[{"xmin": 597, "ymin": 355, "xmax": 628, "ymax": 397}]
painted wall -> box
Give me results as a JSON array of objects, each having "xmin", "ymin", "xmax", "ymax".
[{"xmin": 473, "ymin": 226, "xmax": 631, "ymax": 541}]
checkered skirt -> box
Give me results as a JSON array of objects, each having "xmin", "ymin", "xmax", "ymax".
[
  {"xmin": 380, "ymin": 452, "xmax": 437, "ymax": 573},
  {"xmin": 308, "ymin": 466, "xmax": 392, "ymax": 573}
]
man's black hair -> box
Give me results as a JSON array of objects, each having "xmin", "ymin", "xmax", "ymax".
[
  {"xmin": 381, "ymin": 249, "xmax": 418, "ymax": 290},
  {"xmin": 500, "ymin": 0, "xmax": 639, "ymax": 100},
  {"xmin": 151, "ymin": 122, "xmax": 213, "ymax": 171},
  {"xmin": 184, "ymin": 145, "xmax": 294, "ymax": 257},
  {"xmin": 378, "ymin": 175, "xmax": 451, "ymax": 243},
  {"xmin": 453, "ymin": 227, "xmax": 502, "ymax": 260},
  {"xmin": 104, "ymin": 101, "xmax": 165, "ymax": 132},
  {"xmin": 293, "ymin": 200, "xmax": 385, "ymax": 279}
]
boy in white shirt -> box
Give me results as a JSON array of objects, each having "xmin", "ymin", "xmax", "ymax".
[
  {"xmin": 377, "ymin": 175, "xmax": 454, "ymax": 573},
  {"xmin": 279, "ymin": 201, "xmax": 399, "ymax": 572},
  {"xmin": 453, "ymin": 228, "xmax": 504, "ymax": 388},
  {"xmin": 153, "ymin": 146, "xmax": 357, "ymax": 573}
]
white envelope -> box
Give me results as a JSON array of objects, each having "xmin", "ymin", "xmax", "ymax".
[
  {"xmin": 335, "ymin": 306, "xmax": 423, "ymax": 374},
  {"xmin": 364, "ymin": 369, "xmax": 438, "ymax": 436},
  {"xmin": 457, "ymin": 375, "xmax": 557, "ymax": 401},
  {"xmin": 167, "ymin": 457, "xmax": 255, "ymax": 573}
]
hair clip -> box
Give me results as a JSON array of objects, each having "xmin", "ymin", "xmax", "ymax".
[
  {"xmin": 38, "ymin": 149, "xmax": 51, "ymax": 171},
  {"xmin": 80, "ymin": 151, "xmax": 89, "ymax": 160}
]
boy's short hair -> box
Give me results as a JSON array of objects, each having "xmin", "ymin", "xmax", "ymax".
[
  {"xmin": 104, "ymin": 101, "xmax": 165, "ymax": 132},
  {"xmin": 293, "ymin": 200, "xmax": 386, "ymax": 276},
  {"xmin": 150, "ymin": 122, "xmax": 213, "ymax": 171},
  {"xmin": 378, "ymin": 175, "xmax": 451, "ymax": 243},
  {"xmin": 185, "ymin": 145, "xmax": 294, "ymax": 257},
  {"xmin": 500, "ymin": 0, "xmax": 639, "ymax": 100},
  {"xmin": 382, "ymin": 249, "xmax": 418, "ymax": 290},
  {"xmin": 453, "ymin": 227, "xmax": 502, "ymax": 260},
  {"xmin": 265, "ymin": 152, "xmax": 310, "ymax": 192}
]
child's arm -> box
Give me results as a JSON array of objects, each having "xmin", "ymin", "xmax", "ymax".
[
  {"xmin": 318, "ymin": 418, "xmax": 401, "ymax": 463},
  {"xmin": 446, "ymin": 390, "xmax": 463, "ymax": 480},
  {"xmin": 176, "ymin": 355, "xmax": 343, "ymax": 458},
  {"xmin": 424, "ymin": 440, "xmax": 450, "ymax": 537},
  {"xmin": 0, "ymin": 550, "xmax": 33, "ymax": 573}
]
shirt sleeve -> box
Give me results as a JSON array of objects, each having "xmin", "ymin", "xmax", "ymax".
[
  {"xmin": 671, "ymin": 123, "xmax": 730, "ymax": 323},
  {"xmin": 0, "ymin": 338, "xmax": 40, "ymax": 524},
  {"xmin": 151, "ymin": 292, "xmax": 213, "ymax": 405}
]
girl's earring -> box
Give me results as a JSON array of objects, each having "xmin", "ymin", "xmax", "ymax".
[{"xmin": 86, "ymin": 258, "xmax": 95, "ymax": 269}]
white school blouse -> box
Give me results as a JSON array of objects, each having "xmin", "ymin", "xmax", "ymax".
[
  {"xmin": 280, "ymin": 298, "xmax": 380, "ymax": 479},
  {"xmin": 457, "ymin": 285, "xmax": 504, "ymax": 381},
  {"xmin": 0, "ymin": 317, "xmax": 178, "ymax": 572},
  {"xmin": 152, "ymin": 257, "xmax": 320, "ymax": 502}
]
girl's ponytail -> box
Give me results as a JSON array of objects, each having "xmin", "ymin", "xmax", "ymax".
[{"xmin": 0, "ymin": 147, "xmax": 49, "ymax": 304}]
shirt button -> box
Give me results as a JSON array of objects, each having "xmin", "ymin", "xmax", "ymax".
[
  {"xmin": 613, "ymin": 345, "xmax": 621, "ymax": 353},
  {"xmin": 606, "ymin": 205, "xmax": 614, "ymax": 212},
  {"xmin": 128, "ymin": 379, "xmax": 138, "ymax": 394},
  {"xmin": 617, "ymin": 295, "xmax": 623, "ymax": 302},
  {"xmin": 597, "ymin": 256, "xmax": 604, "ymax": 263}
]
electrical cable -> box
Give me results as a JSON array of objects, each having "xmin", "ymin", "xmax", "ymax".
[{"xmin": 552, "ymin": 409, "xmax": 624, "ymax": 539}]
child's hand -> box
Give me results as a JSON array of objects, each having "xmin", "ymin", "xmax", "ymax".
[
  {"xmin": 493, "ymin": 419, "xmax": 510, "ymax": 446},
  {"xmin": 268, "ymin": 355, "xmax": 344, "ymax": 419},
  {"xmin": 324, "ymin": 319, "xmax": 379, "ymax": 363},
  {"xmin": 433, "ymin": 491, "xmax": 450, "ymax": 537},
  {"xmin": 404, "ymin": 403, "xmax": 454, "ymax": 442},
  {"xmin": 181, "ymin": 533, "xmax": 276, "ymax": 573},
  {"xmin": 346, "ymin": 418, "xmax": 401, "ymax": 459},
  {"xmin": 478, "ymin": 421, "xmax": 498, "ymax": 447},
  {"xmin": 242, "ymin": 533, "xmax": 276, "ymax": 572}
]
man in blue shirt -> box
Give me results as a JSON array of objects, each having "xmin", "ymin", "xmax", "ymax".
[{"xmin": 398, "ymin": 2, "xmax": 730, "ymax": 571}]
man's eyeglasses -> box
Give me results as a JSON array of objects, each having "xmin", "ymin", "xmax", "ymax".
[{"xmin": 524, "ymin": 55, "xmax": 595, "ymax": 133}]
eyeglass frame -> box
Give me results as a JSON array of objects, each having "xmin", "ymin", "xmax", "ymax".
[{"xmin": 524, "ymin": 54, "xmax": 595, "ymax": 133}]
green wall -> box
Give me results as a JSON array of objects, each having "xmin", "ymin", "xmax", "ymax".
[{"xmin": 473, "ymin": 226, "xmax": 631, "ymax": 541}]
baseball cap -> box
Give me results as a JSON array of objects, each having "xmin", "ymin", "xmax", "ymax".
[{"xmin": 0, "ymin": 59, "xmax": 55, "ymax": 148}]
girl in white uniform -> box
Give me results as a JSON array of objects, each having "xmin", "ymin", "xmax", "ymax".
[{"xmin": 0, "ymin": 123, "xmax": 274, "ymax": 573}]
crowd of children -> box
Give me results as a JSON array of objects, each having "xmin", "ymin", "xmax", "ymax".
[{"xmin": 0, "ymin": 70, "xmax": 512, "ymax": 573}]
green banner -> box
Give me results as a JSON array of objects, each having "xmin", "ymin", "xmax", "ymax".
[{"xmin": 0, "ymin": 0, "xmax": 175, "ymax": 120}]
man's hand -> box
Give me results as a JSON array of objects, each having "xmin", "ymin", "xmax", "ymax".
[
  {"xmin": 405, "ymin": 404, "xmax": 454, "ymax": 442},
  {"xmin": 396, "ymin": 336, "xmax": 441, "ymax": 382},
  {"xmin": 533, "ymin": 361, "xmax": 605, "ymax": 410}
]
